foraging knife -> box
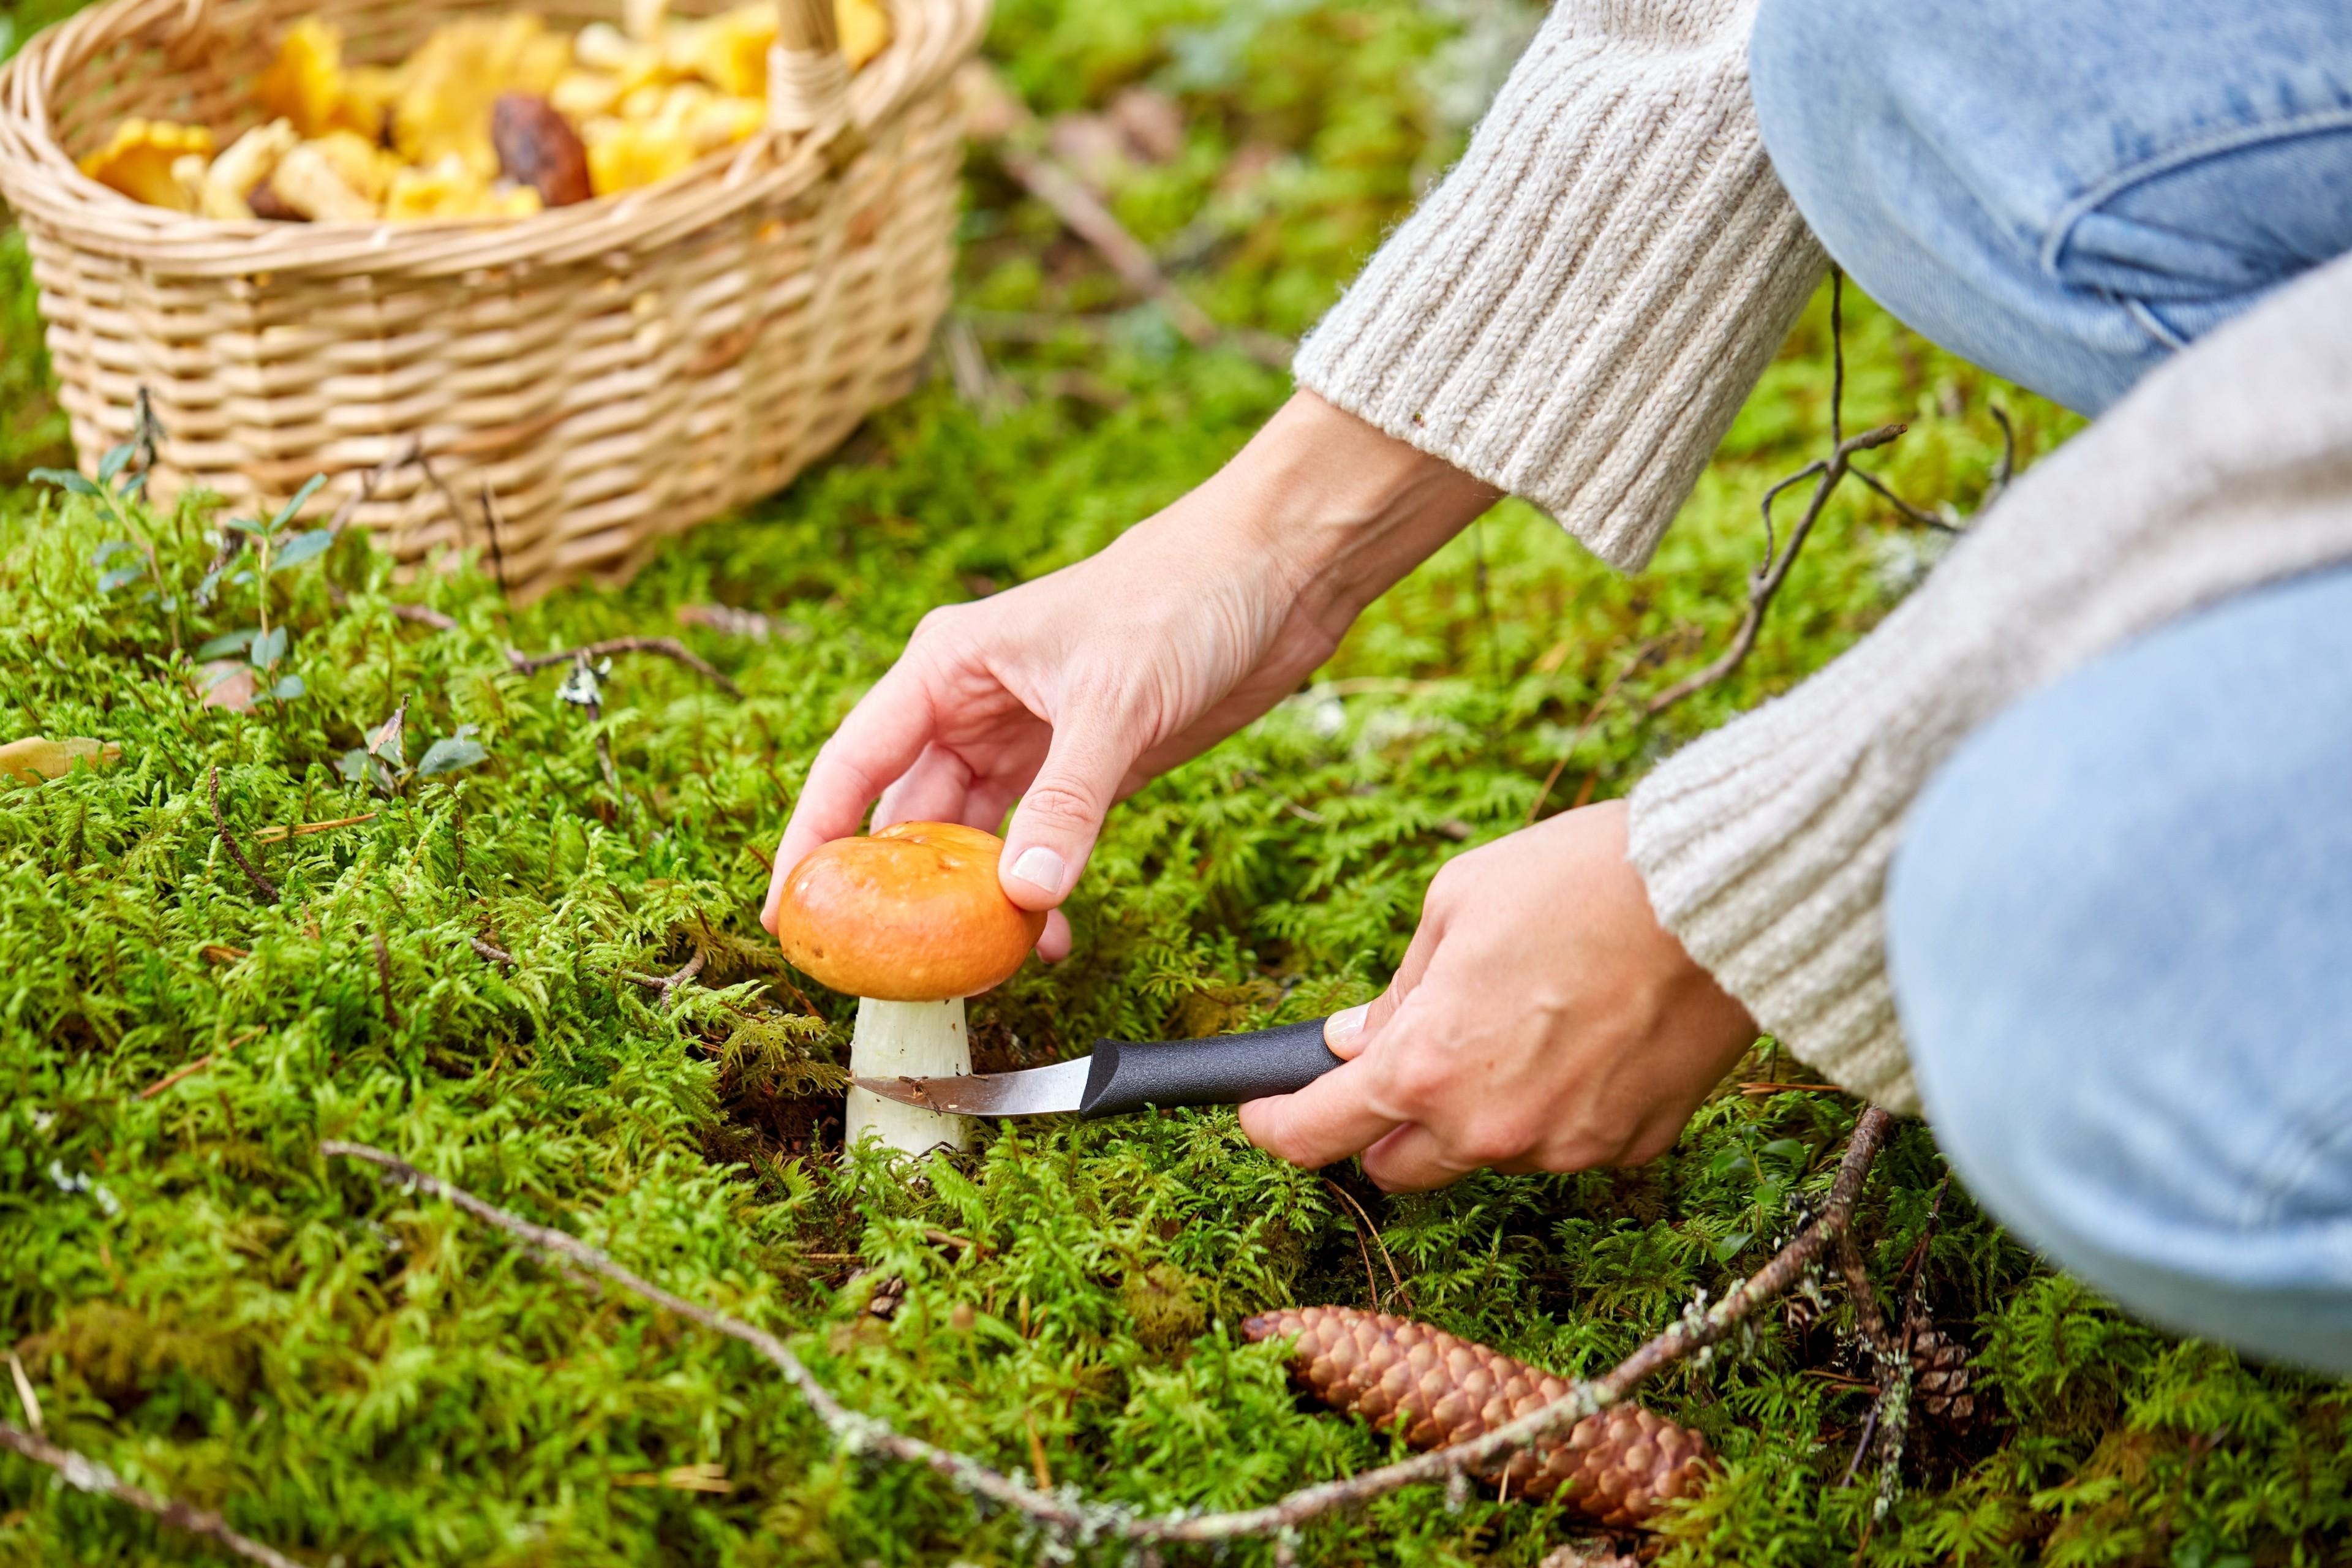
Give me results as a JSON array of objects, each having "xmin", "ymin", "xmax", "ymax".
[{"xmin": 853, "ymin": 1016, "xmax": 1341, "ymax": 1120}]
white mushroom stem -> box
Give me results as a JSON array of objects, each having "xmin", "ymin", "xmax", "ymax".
[{"xmin": 845, "ymin": 997, "xmax": 971, "ymax": 1155}]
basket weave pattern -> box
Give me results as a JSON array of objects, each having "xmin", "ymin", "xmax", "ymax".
[{"xmin": 0, "ymin": 0, "xmax": 985, "ymax": 596}]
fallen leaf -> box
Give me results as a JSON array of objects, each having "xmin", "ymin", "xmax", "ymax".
[
  {"xmin": 0, "ymin": 736, "xmax": 123, "ymax": 785},
  {"xmin": 200, "ymin": 661, "xmax": 258, "ymax": 711},
  {"xmin": 201, "ymin": 944, "xmax": 250, "ymax": 965}
]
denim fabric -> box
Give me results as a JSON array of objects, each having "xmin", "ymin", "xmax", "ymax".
[
  {"xmin": 1749, "ymin": 0, "xmax": 2352, "ymax": 415},
  {"xmin": 1887, "ymin": 567, "xmax": 2352, "ymax": 1374}
]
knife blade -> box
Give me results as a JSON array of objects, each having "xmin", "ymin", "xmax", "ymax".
[{"xmin": 853, "ymin": 1016, "xmax": 1342, "ymax": 1120}]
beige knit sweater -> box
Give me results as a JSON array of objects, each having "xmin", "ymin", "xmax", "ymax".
[{"xmin": 1292, "ymin": 0, "xmax": 2352, "ymax": 1111}]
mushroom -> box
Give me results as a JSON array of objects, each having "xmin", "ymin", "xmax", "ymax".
[{"xmin": 772, "ymin": 821, "xmax": 1045, "ymax": 1155}]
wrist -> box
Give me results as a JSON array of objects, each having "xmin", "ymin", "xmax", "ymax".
[{"xmin": 1193, "ymin": 391, "xmax": 1499, "ymax": 620}]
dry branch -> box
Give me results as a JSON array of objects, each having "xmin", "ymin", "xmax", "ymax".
[
  {"xmin": 959, "ymin": 64, "xmax": 1291, "ymax": 371},
  {"xmin": 322, "ymin": 440, "xmax": 423, "ymax": 538},
  {"xmin": 624, "ymin": 949, "xmax": 707, "ymax": 1007},
  {"xmin": 507, "ymin": 637, "xmax": 742, "ymax": 698},
  {"xmin": 207, "ymin": 767, "xmax": 279, "ymax": 904},
  {"xmin": 320, "ymin": 1105, "xmax": 1890, "ymax": 1545},
  {"xmin": 1, "ymin": 1423, "xmax": 307, "ymax": 1568}
]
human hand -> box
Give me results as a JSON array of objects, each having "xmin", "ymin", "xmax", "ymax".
[
  {"xmin": 763, "ymin": 392, "xmax": 1497, "ymax": 956},
  {"xmin": 1237, "ymin": 800, "xmax": 1758, "ymax": 1189}
]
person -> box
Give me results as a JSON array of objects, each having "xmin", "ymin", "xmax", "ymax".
[{"xmin": 766, "ymin": 0, "xmax": 2352, "ymax": 1374}]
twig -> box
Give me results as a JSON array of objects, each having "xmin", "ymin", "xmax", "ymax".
[
  {"xmin": 391, "ymin": 603, "xmax": 458, "ymax": 631},
  {"xmin": 320, "ymin": 1106, "xmax": 1890, "ymax": 1545},
  {"xmin": 372, "ymin": 926, "xmax": 399, "ymax": 1029},
  {"xmin": 139, "ymin": 1026, "xmax": 265, "ymax": 1100},
  {"xmin": 1986, "ymin": 404, "xmax": 2016, "ymax": 503},
  {"xmin": 1647, "ymin": 270, "xmax": 1915, "ymax": 717},
  {"xmin": 208, "ymin": 767, "xmax": 279, "ymax": 903},
  {"xmin": 413, "ymin": 448, "xmax": 476, "ymax": 552},
  {"xmin": 624, "ymin": 949, "xmax": 707, "ymax": 1007},
  {"xmin": 1023, "ymin": 1409, "xmax": 1054, "ymax": 1491},
  {"xmin": 1839, "ymin": 1175, "xmax": 1951, "ymax": 1493},
  {"xmin": 1737, "ymin": 1080, "xmax": 1847, "ymax": 1097},
  {"xmin": 471, "ymin": 936, "xmax": 516, "ymax": 966},
  {"xmin": 477, "ymin": 483, "xmax": 510, "ymax": 594},
  {"xmin": 924, "ymin": 1228, "xmax": 988, "ymax": 1255},
  {"xmin": 251, "ymin": 813, "xmax": 375, "ymax": 845},
  {"xmin": 322, "ymin": 1139, "xmax": 1121, "ymax": 1537},
  {"xmin": 1836, "ymin": 1229, "xmax": 1898, "ymax": 1363},
  {"xmin": 0, "ymin": 1423, "xmax": 306, "ymax": 1568},
  {"xmin": 1848, "ymin": 467, "xmax": 1957, "ymax": 533},
  {"xmin": 1838, "ymin": 1400, "xmax": 1883, "ymax": 1490},
  {"xmin": 322, "ymin": 439, "xmax": 422, "ymax": 538},
  {"xmin": 1329, "ymin": 1183, "xmax": 1382, "ymax": 1308},
  {"xmin": 1643, "ymin": 420, "xmax": 1904, "ymax": 718},
  {"xmin": 1321, "ymin": 1178, "xmax": 1411, "ymax": 1314},
  {"xmin": 7, "ymin": 1351, "xmax": 42, "ymax": 1433},
  {"xmin": 507, "ymin": 638, "xmax": 742, "ymax": 699},
  {"xmin": 961, "ymin": 64, "xmax": 1291, "ymax": 371}
]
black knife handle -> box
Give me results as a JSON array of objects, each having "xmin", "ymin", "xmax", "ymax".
[{"xmin": 1077, "ymin": 1017, "xmax": 1341, "ymax": 1119}]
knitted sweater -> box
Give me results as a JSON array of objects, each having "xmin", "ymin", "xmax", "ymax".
[{"xmin": 1292, "ymin": 0, "xmax": 2352, "ymax": 1111}]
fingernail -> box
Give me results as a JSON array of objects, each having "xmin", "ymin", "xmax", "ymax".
[
  {"xmin": 1327, "ymin": 1003, "xmax": 1370, "ymax": 1045},
  {"xmin": 1008, "ymin": 845, "xmax": 1066, "ymax": 895}
]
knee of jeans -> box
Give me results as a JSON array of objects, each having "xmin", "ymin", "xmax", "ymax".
[
  {"xmin": 1883, "ymin": 707, "xmax": 2170, "ymax": 1266},
  {"xmin": 1891, "ymin": 701, "xmax": 2257, "ymax": 1292}
]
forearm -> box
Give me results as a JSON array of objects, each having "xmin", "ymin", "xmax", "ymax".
[{"xmin": 1129, "ymin": 390, "xmax": 1499, "ymax": 633}]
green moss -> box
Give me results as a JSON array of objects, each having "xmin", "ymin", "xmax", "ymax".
[{"xmin": 1, "ymin": 1, "xmax": 2341, "ymax": 1563}]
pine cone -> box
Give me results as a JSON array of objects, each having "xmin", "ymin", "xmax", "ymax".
[
  {"xmin": 1910, "ymin": 1327, "xmax": 1977, "ymax": 1424},
  {"xmin": 1242, "ymin": 1306, "xmax": 1714, "ymax": 1528}
]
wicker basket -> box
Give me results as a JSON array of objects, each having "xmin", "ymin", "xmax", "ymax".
[{"xmin": 0, "ymin": 0, "xmax": 984, "ymax": 597}]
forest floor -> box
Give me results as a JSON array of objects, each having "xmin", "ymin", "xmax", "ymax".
[{"xmin": 3, "ymin": 1, "xmax": 2347, "ymax": 1564}]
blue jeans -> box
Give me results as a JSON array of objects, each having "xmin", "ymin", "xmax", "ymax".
[
  {"xmin": 1751, "ymin": 0, "xmax": 2352, "ymax": 416},
  {"xmin": 1751, "ymin": 0, "xmax": 2352, "ymax": 1371},
  {"xmin": 1886, "ymin": 570, "xmax": 2352, "ymax": 1375}
]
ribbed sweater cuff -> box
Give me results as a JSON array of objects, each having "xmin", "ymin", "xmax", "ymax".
[{"xmin": 1292, "ymin": 0, "xmax": 1824, "ymax": 571}]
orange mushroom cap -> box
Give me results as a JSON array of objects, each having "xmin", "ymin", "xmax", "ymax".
[{"xmin": 772, "ymin": 821, "xmax": 1046, "ymax": 1000}]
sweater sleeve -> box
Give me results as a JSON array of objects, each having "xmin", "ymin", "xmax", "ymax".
[
  {"xmin": 1292, "ymin": 0, "xmax": 1825, "ymax": 571},
  {"xmin": 1627, "ymin": 251, "xmax": 2352, "ymax": 1112}
]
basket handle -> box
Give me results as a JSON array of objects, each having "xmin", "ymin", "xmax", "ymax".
[{"xmin": 768, "ymin": 0, "xmax": 850, "ymax": 132}]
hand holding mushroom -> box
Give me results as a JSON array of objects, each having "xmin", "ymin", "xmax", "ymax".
[{"xmin": 772, "ymin": 822, "xmax": 1044, "ymax": 1155}]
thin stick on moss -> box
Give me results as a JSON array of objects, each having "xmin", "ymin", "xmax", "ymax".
[
  {"xmin": 321, "ymin": 439, "xmax": 423, "ymax": 538},
  {"xmin": 507, "ymin": 638, "xmax": 742, "ymax": 698},
  {"xmin": 1322, "ymin": 1177, "xmax": 1410, "ymax": 1313},
  {"xmin": 1643, "ymin": 418, "xmax": 1904, "ymax": 718},
  {"xmin": 208, "ymin": 767, "xmax": 279, "ymax": 903},
  {"xmin": 322, "ymin": 1106, "xmax": 1890, "ymax": 1545},
  {"xmin": 391, "ymin": 603, "xmax": 458, "ymax": 631},
  {"xmin": 959, "ymin": 64, "xmax": 1291, "ymax": 371},
  {"xmin": 139, "ymin": 1025, "xmax": 265, "ymax": 1101},
  {"xmin": 320, "ymin": 1139, "xmax": 1120, "ymax": 1536},
  {"xmin": 0, "ymin": 1423, "xmax": 306, "ymax": 1568},
  {"xmin": 624, "ymin": 949, "xmax": 706, "ymax": 1008}
]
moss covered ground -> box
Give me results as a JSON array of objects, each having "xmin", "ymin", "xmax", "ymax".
[{"xmin": 4, "ymin": 1, "xmax": 2350, "ymax": 1562}]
